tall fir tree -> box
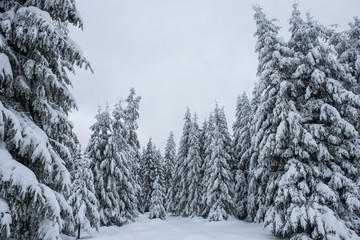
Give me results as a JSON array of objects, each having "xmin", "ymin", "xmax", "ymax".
[
  {"xmin": 167, "ymin": 108, "xmax": 192, "ymax": 215},
  {"xmin": 181, "ymin": 114, "xmax": 203, "ymax": 217},
  {"xmin": 123, "ymin": 88, "xmax": 142, "ymax": 213},
  {"xmin": 202, "ymin": 105, "xmax": 234, "ymax": 221},
  {"xmin": 330, "ymin": 17, "xmax": 360, "ymax": 135},
  {"xmin": 265, "ymin": 5, "xmax": 360, "ymax": 239},
  {"xmin": 149, "ymin": 175, "xmax": 166, "ymax": 220},
  {"xmin": 87, "ymin": 102, "xmax": 138, "ymax": 227},
  {"xmin": 232, "ymin": 92, "xmax": 252, "ymax": 219},
  {"xmin": 140, "ymin": 139, "xmax": 156, "ymax": 212},
  {"xmin": 110, "ymin": 100, "xmax": 138, "ymax": 225},
  {"xmin": 249, "ymin": 5, "xmax": 360, "ymax": 240},
  {"xmin": 163, "ymin": 131, "xmax": 176, "ymax": 204},
  {"xmin": 138, "ymin": 147, "xmax": 147, "ymax": 214},
  {"xmin": 199, "ymin": 119, "xmax": 208, "ymax": 161},
  {"xmin": 201, "ymin": 112, "xmax": 215, "ymax": 216},
  {"xmin": 0, "ymin": 1, "xmax": 89, "ymax": 238},
  {"xmin": 331, "ymin": 17, "xmax": 360, "ymax": 92},
  {"xmin": 68, "ymin": 157, "xmax": 100, "ymax": 239},
  {"xmin": 140, "ymin": 139, "xmax": 165, "ymax": 215},
  {"xmin": 86, "ymin": 106, "xmax": 112, "ymax": 225},
  {"xmin": 247, "ymin": 5, "xmax": 288, "ymax": 223}
]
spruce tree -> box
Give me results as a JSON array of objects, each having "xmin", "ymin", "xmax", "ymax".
[
  {"xmin": 87, "ymin": 102, "xmax": 137, "ymax": 226},
  {"xmin": 68, "ymin": 157, "xmax": 99, "ymax": 239},
  {"xmin": 163, "ymin": 131, "xmax": 176, "ymax": 203},
  {"xmin": 0, "ymin": 1, "xmax": 89, "ymax": 238},
  {"xmin": 233, "ymin": 92, "xmax": 252, "ymax": 219},
  {"xmin": 140, "ymin": 138, "xmax": 156, "ymax": 212},
  {"xmin": 199, "ymin": 119, "xmax": 208, "ymax": 161},
  {"xmin": 149, "ymin": 176, "xmax": 166, "ymax": 220},
  {"xmin": 202, "ymin": 105, "xmax": 234, "ymax": 221},
  {"xmin": 247, "ymin": 5, "xmax": 288, "ymax": 223},
  {"xmin": 123, "ymin": 88, "xmax": 142, "ymax": 213},
  {"xmin": 181, "ymin": 114, "xmax": 202, "ymax": 217},
  {"xmin": 250, "ymin": 5, "xmax": 360, "ymax": 239},
  {"xmin": 86, "ymin": 107, "xmax": 112, "ymax": 225},
  {"xmin": 330, "ymin": 17, "xmax": 360, "ymax": 134},
  {"xmin": 264, "ymin": 5, "xmax": 360, "ymax": 239},
  {"xmin": 167, "ymin": 108, "xmax": 192, "ymax": 215},
  {"xmin": 140, "ymin": 139, "xmax": 165, "ymax": 215},
  {"xmin": 201, "ymin": 112, "xmax": 215, "ymax": 217},
  {"xmin": 331, "ymin": 17, "xmax": 360, "ymax": 88},
  {"xmin": 110, "ymin": 100, "xmax": 138, "ymax": 225},
  {"xmin": 138, "ymin": 147, "xmax": 147, "ymax": 214}
]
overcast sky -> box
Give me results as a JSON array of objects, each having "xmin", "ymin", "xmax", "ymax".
[{"xmin": 68, "ymin": 0, "xmax": 360, "ymax": 151}]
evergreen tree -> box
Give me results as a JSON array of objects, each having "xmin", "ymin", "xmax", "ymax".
[
  {"xmin": 330, "ymin": 17, "xmax": 360, "ymax": 135},
  {"xmin": 247, "ymin": 5, "xmax": 288, "ymax": 223},
  {"xmin": 201, "ymin": 112, "xmax": 215, "ymax": 217},
  {"xmin": 68, "ymin": 157, "xmax": 99, "ymax": 239},
  {"xmin": 140, "ymin": 138, "xmax": 165, "ymax": 215},
  {"xmin": 123, "ymin": 88, "xmax": 142, "ymax": 213},
  {"xmin": 250, "ymin": 5, "xmax": 360, "ymax": 240},
  {"xmin": 202, "ymin": 105, "xmax": 234, "ymax": 221},
  {"xmin": 138, "ymin": 147, "xmax": 147, "ymax": 214},
  {"xmin": 198, "ymin": 119, "xmax": 208, "ymax": 214},
  {"xmin": 87, "ymin": 102, "xmax": 137, "ymax": 227},
  {"xmin": 199, "ymin": 119, "xmax": 208, "ymax": 161},
  {"xmin": 265, "ymin": 5, "xmax": 360, "ymax": 239},
  {"xmin": 167, "ymin": 108, "xmax": 192, "ymax": 215},
  {"xmin": 140, "ymin": 139, "xmax": 156, "ymax": 212},
  {"xmin": 181, "ymin": 114, "xmax": 202, "ymax": 217},
  {"xmin": 109, "ymin": 100, "xmax": 138, "ymax": 225},
  {"xmin": 331, "ymin": 17, "xmax": 360, "ymax": 93},
  {"xmin": 149, "ymin": 176, "xmax": 166, "ymax": 220},
  {"xmin": 0, "ymin": 1, "xmax": 89, "ymax": 238},
  {"xmin": 163, "ymin": 131, "xmax": 176, "ymax": 203},
  {"xmin": 233, "ymin": 92, "xmax": 252, "ymax": 219},
  {"xmin": 86, "ymin": 106, "xmax": 112, "ymax": 225},
  {"xmin": 154, "ymin": 147, "xmax": 164, "ymax": 192}
]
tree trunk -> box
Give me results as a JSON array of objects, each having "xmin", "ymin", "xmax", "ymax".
[{"xmin": 77, "ymin": 223, "xmax": 81, "ymax": 239}]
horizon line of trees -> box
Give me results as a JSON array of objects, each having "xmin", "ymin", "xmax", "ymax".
[{"xmin": 1, "ymin": 1, "xmax": 360, "ymax": 240}]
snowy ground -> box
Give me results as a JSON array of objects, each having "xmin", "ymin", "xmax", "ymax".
[{"xmin": 76, "ymin": 213, "xmax": 282, "ymax": 240}]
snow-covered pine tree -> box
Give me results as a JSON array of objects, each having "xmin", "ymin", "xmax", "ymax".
[
  {"xmin": 123, "ymin": 88, "xmax": 142, "ymax": 213},
  {"xmin": 140, "ymin": 138, "xmax": 156, "ymax": 212},
  {"xmin": 166, "ymin": 108, "xmax": 192, "ymax": 215},
  {"xmin": 199, "ymin": 119, "xmax": 208, "ymax": 161},
  {"xmin": 138, "ymin": 147, "xmax": 147, "ymax": 214},
  {"xmin": 249, "ymin": 5, "xmax": 360, "ymax": 240},
  {"xmin": 181, "ymin": 114, "xmax": 202, "ymax": 217},
  {"xmin": 149, "ymin": 175, "xmax": 166, "ymax": 220},
  {"xmin": 201, "ymin": 112, "xmax": 215, "ymax": 217},
  {"xmin": 163, "ymin": 131, "xmax": 176, "ymax": 202},
  {"xmin": 262, "ymin": 5, "xmax": 360, "ymax": 239},
  {"xmin": 68, "ymin": 157, "xmax": 100, "ymax": 239},
  {"xmin": 86, "ymin": 106, "xmax": 112, "ymax": 225},
  {"xmin": 330, "ymin": 17, "xmax": 360, "ymax": 136},
  {"xmin": 247, "ymin": 5, "xmax": 288, "ymax": 223},
  {"xmin": 109, "ymin": 100, "xmax": 138, "ymax": 225},
  {"xmin": 232, "ymin": 92, "xmax": 252, "ymax": 219},
  {"xmin": 198, "ymin": 118, "xmax": 208, "ymax": 214},
  {"xmin": 331, "ymin": 17, "xmax": 360, "ymax": 94},
  {"xmin": 0, "ymin": 1, "xmax": 90, "ymax": 238},
  {"xmin": 155, "ymin": 148, "xmax": 164, "ymax": 178},
  {"xmin": 140, "ymin": 138, "xmax": 165, "ymax": 215},
  {"xmin": 202, "ymin": 105, "xmax": 234, "ymax": 221},
  {"xmin": 154, "ymin": 147, "xmax": 164, "ymax": 193}
]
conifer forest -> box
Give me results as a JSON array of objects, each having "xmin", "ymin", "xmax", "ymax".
[{"xmin": 1, "ymin": 1, "xmax": 360, "ymax": 240}]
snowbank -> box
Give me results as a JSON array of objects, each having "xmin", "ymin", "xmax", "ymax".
[{"xmin": 76, "ymin": 213, "xmax": 280, "ymax": 240}]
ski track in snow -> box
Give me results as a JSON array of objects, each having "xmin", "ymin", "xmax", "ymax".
[{"xmin": 81, "ymin": 213, "xmax": 281, "ymax": 240}]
